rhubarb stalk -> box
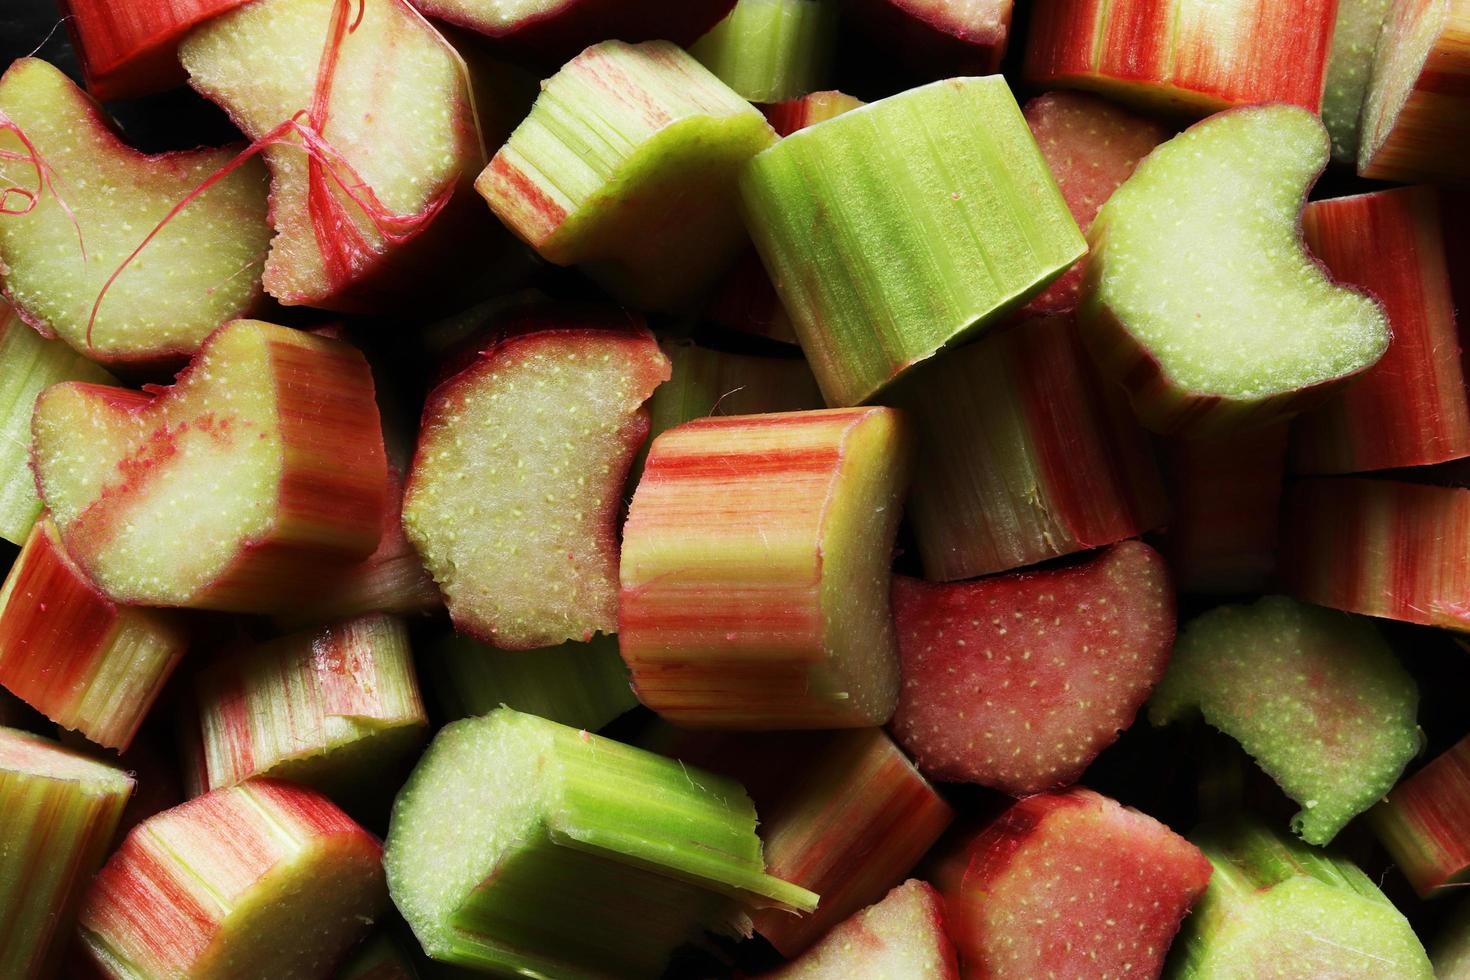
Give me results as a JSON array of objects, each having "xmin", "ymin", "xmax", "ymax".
[
  {"xmin": 1370, "ymin": 734, "xmax": 1470, "ymax": 898},
  {"xmin": 690, "ymin": 0, "xmax": 838, "ymax": 103}
]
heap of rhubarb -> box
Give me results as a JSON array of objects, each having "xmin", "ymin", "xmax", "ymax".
[
  {"xmin": 1079, "ymin": 105, "xmax": 1390, "ymax": 435},
  {"xmin": 843, "ymin": 0, "xmax": 1012, "ymax": 75},
  {"xmin": 384, "ymin": 708, "xmax": 816, "ymax": 976},
  {"xmin": 179, "ymin": 0, "xmax": 485, "ymax": 310},
  {"xmin": 690, "ymin": 0, "xmax": 837, "ymax": 103},
  {"xmin": 1172, "ymin": 821, "xmax": 1434, "ymax": 977},
  {"xmin": 889, "ymin": 315, "xmax": 1167, "ymax": 580},
  {"xmin": 0, "ymin": 727, "xmax": 133, "ymax": 980},
  {"xmin": 478, "ymin": 40, "xmax": 775, "ymax": 312},
  {"xmin": 620, "ymin": 408, "xmax": 911, "ymax": 728},
  {"xmin": 0, "ymin": 59, "xmax": 271, "ymax": 365},
  {"xmin": 31, "ymin": 318, "xmax": 387, "ymax": 613},
  {"xmin": 79, "ymin": 779, "xmax": 387, "ymax": 979},
  {"xmin": 1321, "ymin": 0, "xmax": 1394, "ymax": 162},
  {"xmin": 761, "ymin": 880, "xmax": 959, "ymax": 979},
  {"xmin": 933, "ymin": 787, "xmax": 1211, "ymax": 979},
  {"xmin": 0, "ymin": 520, "xmax": 188, "ymax": 751},
  {"xmin": 1293, "ymin": 187, "xmax": 1469, "ymax": 473},
  {"xmin": 1370, "ymin": 734, "xmax": 1470, "ymax": 898},
  {"xmin": 403, "ymin": 310, "xmax": 669, "ymax": 649},
  {"xmin": 892, "ymin": 541, "xmax": 1175, "ymax": 795},
  {"xmin": 1152, "ymin": 596, "xmax": 1420, "ymax": 844},
  {"xmin": 1024, "ymin": 0, "xmax": 1337, "ymax": 114},
  {"xmin": 740, "ymin": 76, "xmax": 1085, "ymax": 406},
  {"xmin": 58, "ymin": 0, "xmax": 251, "ymax": 99}
]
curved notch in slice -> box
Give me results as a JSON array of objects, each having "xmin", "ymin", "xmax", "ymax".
[
  {"xmin": 32, "ymin": 319, "xmax": 387, "ymax": 613},
  {"xmin": 759, "ymin": 880, "xmax": 959, "ymax": 979},
  {"xmin": 403, "ymin": 308, "xmax": 670, "ymax": 649},
  {"xmin": 0, "ymin": 59, "xmax": 271, "ymax": 366},
  {"xmin": 1080, "ymin": 104, "xmax": 1390, "ymax": 436}
]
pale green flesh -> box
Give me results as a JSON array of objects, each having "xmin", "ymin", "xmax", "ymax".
[
  {"xmin": 1358, "ymin": 0, "xmax": 1449, "ymax": 172},
  {"xmin": 1321, "ymin": 0, "xmax": 1393, "ymax": 163},
  {"xmin": 690, "ymin": 0, "xmax": 838, "ymax": 104},
  {"xmin": 1432, "ymin": 900, "xmax": 1470, "ymax": 978},
  {"xmin": 1089, "ymin": 105, "xmax": 1389, "ymax": 401}
]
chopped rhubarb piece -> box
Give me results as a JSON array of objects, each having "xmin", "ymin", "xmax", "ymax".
[
  {"xmin": 1173, "ymin": 821, "xmax": 1433, "ymax": 978},
  {"xmin": 478, "ymin": 40, "xmax": 775, "ymax": 313},
  {"xmin": 1023, "ymin": 0, "xmax": 1337, "ymax": 114},
  {"xmin": 179, "ymin": 0, "xmax": 485, "ymax": 310},
  {"xmin": 761, "ymin": 89, "xmax": 865, "ymax": 134},
  {"xmin": 1021, "ymin": 92, "xmax": 1169, "ymax": 316},
  {"xmin": 1080, "ymin": 105, "xmax": 1390, "ymax": 436},
  {"xmin": 430, "ymin": 632, "xmax": 637, "ymax": 731},
  {"xmin": 31, "ymin": 318, "xmax": 388, "ymax": 612},
  {"xmin": 892, "ymin": 541, "xmax": 1174, "ymax": 796},
  {"xmin": 691, "ymin": 0, "xmax": 837, "ymax": 104},
  {"xmin": 934, "ymin": 787, "xmax": 1210, "ymax": 979},
  {"xmin": 891, "ymin": 315, "xmax": 1167, "ymax": 580},
  {"xmin": 1370, "ymin": 734, "xmax": 1470, "ymax": 897},
  {"xmin": 385, "ymin": 708, "xmax": 816, "ymax": 976},
  {"xmin": 620, "ymin": 408, "xmax": 912, "ymax": 728},
  {"xmin": 1435, "ymin": 900, "xmax": 1470, "ymax": 978},
  {"xmin": 0, "ymin": 519, "xmax": 188, "ymax": 751},
  {"xmin": 761, "ymin": 880, "xmax": 958, "ymax": 979},
  {"xmin": 1280, "ymin": 478, "xmax": 1470, "ymax": 630},
  {"xmin": 58, "ymin": 0, "xmax": 251, "ymax": 100},
  {"xmin": 0, "ymin": 59, "xmax": 271, "ymax": 366},
  {"xmin": 1293, "ymin": 187, "xmax": 1469, "ymax": 473},
  {"xmin": 740, "ymin": 76, "xmax": 1084, "ymax": 406},
  {"xmin": 403, "ymin": 310, "xmax": 669, "ymax": 649},
  {"xmin": 1160, "ymin": 424, "xmax": 1289, "ymax": 593},
  {"xmin": 1322, "ymin": 0, "xmax": 1394, "ymax": 163},
  {"xmin": 187, "ymin": 614, "xmax": 427, "ymax": 798},
  {"xmin": 79, "ymin": 779, "xmax": 387, "ymax": 979},
  {"xmin": 0, "ymin": 727, "xmax": 133, "ymax": 980},
  {"xmin": 1152, "ymin": 596, "xmax": 1420, "ymax": 845},
  {"xmin": 0, "ymin": 301, "xmax": 113, "ymax": 545},
  {"xmin": 1358, "ymin": 0, "xmax": 1470, "ymax": 184},
  {"xmin": 843, "ymin": 0, "xmax": 1011, "ymax": 75}
]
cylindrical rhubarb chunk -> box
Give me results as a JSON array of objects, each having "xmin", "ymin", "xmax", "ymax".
[
  {"xmin": 620, "ymin": 408, "xmax": 913, "ymax": 729},
  {"xmin": 691, "ymin": 0, "xmax": 837, "ymax": 103},
  {"xmin": 1370, "ymin": 735, "xmax": 1470, "ymax": 898},
  {"xmin": 79, "ymin": 779, "xmax": 388, "ymax": 980},
  {"xmin": 1023, "ymin": 0, "xmax": 1338, "ymax": 115},
  {"xmin": 0, "ymin": 519, "xmax": 188, "ymax": 751},
  {"xmin": 0, "ymin": 727, "xmax": 133, "ymax": 980},
  {"xmin": 739, "ymin": 76, "xmax": 1085, "ymax": 407},
  {"xmin": 57, "ymin": 0, "xmax": 252, "ymax": 100}
]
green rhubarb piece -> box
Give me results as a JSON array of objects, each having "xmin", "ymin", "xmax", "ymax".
[
  {"xmin": 0, "ymin": 303, "xmax": 113, "ymax": 544},
  {"xmin": 430, "ymin": 632, "xmax": 637, "ymax": 732},
  {"xmin": 1081, "ymin": 104, "xmax": 1389, "ymax": 435},
  {"xmin": 691, "ymin": 0, "xmax": 838, "ymax": 103},
  {"xmin": 740, "ymin": 76, "xmax": 1085, "ymax": 406},
  {"xmin": 1321, "ymin": 0, "xmax": 1393, "ymax": 163},
  {"xmin": 1151, "ymin": 596, "xmax": 1420, "ymax": 845},
  {"xmin": 0, "ymin": 726, "xmax": 133, "ymax": 980},
  {"xmin": 477, "ymin": 40, "xmax": 776, "ymax": 312},
  {"xmin": 1433, "ymin": 898, "xmax": 1470, "ymax": 979},
  {"xmin": 1170, "ymin": 821, "xmax": 1433, "ymax": 979},
  {"xmin": 385, "ymin": 707, "xmax": 816, "ymax": 977}
]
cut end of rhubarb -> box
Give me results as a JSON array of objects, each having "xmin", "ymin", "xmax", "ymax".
[
  {"xmin": 1321, "ymin": 0, "xmax": 1394, "ymax": 163},
  {"xmin": 762, "ymin": 879, "xmax": 958, "ymax": 979},
  {"xmin": 1370, "ymin": 735, "xmax": 1470, "ymax": 898}
]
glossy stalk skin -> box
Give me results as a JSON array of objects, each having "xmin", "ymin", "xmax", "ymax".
[
  {"xmin": 691, "ymin": 0, "xmax": 838, "ymax": 103},
  {"xmin": 1370, "ymin": 735, "xmax": 1470, "ymax": 897},
  {"xmin": 57, "ymin": 0, "xmax": 251, "ymax": 99},
  {"xmin": 843, "ymin": 0, "xmax": 1012, "ymax": 75}
]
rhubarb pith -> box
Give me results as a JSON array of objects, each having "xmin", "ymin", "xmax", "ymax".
[
  {"xmin": 58, "ymin": 0, "xmax": 251, "ymax": 100},
  {"xmin": 1023, "ymin": 0, "xmax": 1337, "ymax": 114},
  {"xmin": 33, "ymin": 319, "xmax": 387, "ymax": 612},
  {"xmin": 843, "ymin": 0, "xmax": 1012, "ymax": 75},
  {"xmin": 1322, "ymin": 0, "xmax": 1394, "ymax": 163},
  {"xmin": 0, "ymin": 58, "xmax": 271, "ymax": 365},
  {"xmin": 620, "ymin": 408, "xmax": 912, "ymax": 729},
  {"xmin": 0, "ymin": 727, "xmax": 133, "ymax": 980},
  {"xmin": 761, "ymin": 880, "xmax": 959, "ymax": 979},
  {"xmin": 690, "ymin": 0, "xmax": 838, "ymax": 103},
  {"xmin": 889, "ymin": 315, "xmax": 1167, "ymax": 580},
  {"xmin": 1152, "ymin": 596, "xmax": 1420, "ymax": 845},
  {"xmin": 79, "ymin": 779, "xmax": 388, "ymax": 979},
  {"xmin": 385, "ymin": 708, "xmax": 816, "ymax": 976},
  {"xmin": 0, "ymin": 301, "xmax": 113, "ymax": 545},
  {"xmin": 403, "ymin": 311, "xmax": 669, "ymax": 649},
  {"xmin": 1293, "ymin": 187, "xmax": 1469, "ymax": 473},
  {"xmin": 477, "ymin": 40, "xmax": 775, "ymax": 313},
  {"xmin": 1171, "ymin": 821, "xmax": 1433, "ymax": 978},
  {"xmin": 0, "ymin": 520, "xmax": 188, "ymax": 751},
  {"xmin": 740, "ymin": 76, "xmax": 1084, "ymax": 407},
  {"xmin": 1079, "ymin": 104, "xmax": 1390, "ymax": 435},
  {"xmin": 1370, "ymin": 734, "xmax": 1470, "ymax": 898}
]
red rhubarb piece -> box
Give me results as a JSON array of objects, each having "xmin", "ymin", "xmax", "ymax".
[
  {"xmin": 843, "ymin": 0, "xmax": 1013, "ymax": 75},
  {"xmin": 1371, "ymin": 734, "xmax": 1470, "ymax": 898},
  {"xmin": 58, "ymin": 0, "xmax": 253, "ymax": 100}
]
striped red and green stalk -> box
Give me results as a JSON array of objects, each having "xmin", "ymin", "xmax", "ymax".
[
  {"xmin": 0, "ymin": 727, "xmax": 133, "ymax": 980},
  {"xmin": 0, "ymin": 520, "xmax": 188, "ymax": 751},
  {"xmin": 1281, "ymin": 477, "xmax": 1470, "ymax": 630},
  {"xmin": 690, "ymin": 0, "xmax": 838, "ymax": 103},
  {"xmin": 620, "ymin": 408, "xmax": 912, "ymax": 729},
  {"xmin": 79, "ymin": 779, "xmax": 388, "ymax": 980},
  {"xmin": 889, "ymin": 315, "xmax": 1167, "ymax": 581},
  {"xmin": 1161, "ymin": 424, "xmax": 1288, "ymax": 593},
  {"xmin": 1370, "ymin": 735, "xmax": 1470, "ymax": 898},
  {"xmin": 1023, "ymin": 0, "xmax": 1338, "ymax": 114},
  {"xmin": 842, "ymin": 0, "xmax": 1012, "ymax": 75},
  {"xmin": 56, "ymin": 0, "xmax": 252, "ymax": 99},
  {"xmin": 1294, "ymin": 187, "xmax": 1469, "ymax": 473}
]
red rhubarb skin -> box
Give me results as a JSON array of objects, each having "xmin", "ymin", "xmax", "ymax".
[
  {"xmin": 762, "ymin": 879, "xmax": 960, "ymax": 979},
  {"xmin": 58, "ymin": 0, "xmax": 253, "ymax": 101},
  {"xmin": 843, "ymin": 0, "xmax": 1013, "ymax": 75},
  {"xmin": 936, "ymin": 787, "xmax": 1211, "ymax": 980},
  {"xmin": 1293, "ymin": 187, "xmax": 1470, "ymax": 473},
  {"xmin": 1374, "ymin": 735, "xmax": 1470, "ymax": 897}
]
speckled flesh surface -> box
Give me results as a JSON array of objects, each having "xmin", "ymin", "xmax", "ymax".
[{"xmin": 762, "ymin": 880, "xmax": 958, "ymax": 979}]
